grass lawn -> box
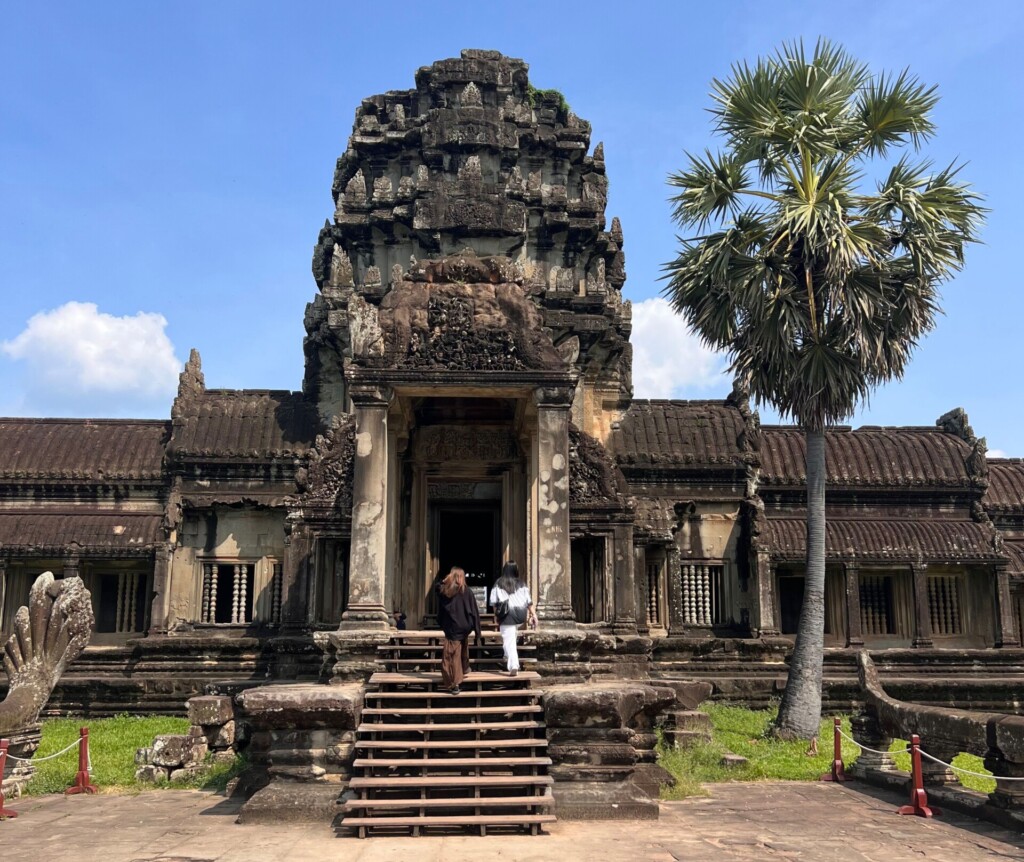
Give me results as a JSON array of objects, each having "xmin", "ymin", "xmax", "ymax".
[
  {"xmin": 658, "ymin": 704, "xmax": 995, "ymax": 798},
  {"xmin": 23, "ymin": 715, "xmax": 245, "ymax": 795}
]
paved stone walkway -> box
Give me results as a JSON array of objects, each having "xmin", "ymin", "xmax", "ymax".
[{"xmin": 2, "ymin": 782, "xmax": 1023, "ymax": 861}]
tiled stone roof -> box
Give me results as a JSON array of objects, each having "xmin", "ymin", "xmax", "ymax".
[
  {"xmin": 1004, "ymin": 540, "xmax": 1024, "ymax": 576},
  {"xmin": 760, "ymin": 427, "xmax": 972, "ymax": 487},
  {"xmin": 0, "ymin": 511, "xmax": 164, "ymax": 555},
  {"xmin": 609, "ymin": 401, "xmax": 746, "ymax": 468},
  {"xmin": 760, "ymin": 516, "xmax": 999, "ymax": 562},
  {"xmin": 168, "ymin": 390, "xmax": 321, "ymax": 460},
  {"xmin": 0, "ymin": 419, "xmax": 168, "ymax": 482},
  {"xmin": 986, "ymin": 460, "xmax": 1024, "ymax": 512}
]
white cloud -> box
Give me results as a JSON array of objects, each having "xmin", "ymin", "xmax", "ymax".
[
  {"xmin": 988, "ymin": 448, "xmax": 1009, "ymax": 459},
  {"xmin": 630, "ymin": 297, "xmax": 730, "ymax": 398},
  {"xmin": 2, "ymin": 301, "xmax": 181, "ymax": 414}
]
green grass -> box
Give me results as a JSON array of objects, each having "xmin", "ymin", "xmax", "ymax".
[
  {"xmin": 889, "ymin": 740, "xmax": 995, "ymax": 794},
  {"xmin": 22, "ymin": 715, "xmax": 246, "ymax": 795},
  {"xmin": 657, "ymin": 704, "xmax": 995, "ymax": 798}
]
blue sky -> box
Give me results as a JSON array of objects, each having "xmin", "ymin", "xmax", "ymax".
[{"xmin": 2, "ymin": 1, "xmax": 1022, "ymax": 454}]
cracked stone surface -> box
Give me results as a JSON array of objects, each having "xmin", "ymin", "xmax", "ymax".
[{"xmin": 4, "ymin": 783, "xmax": 1024, "ymax": 861}]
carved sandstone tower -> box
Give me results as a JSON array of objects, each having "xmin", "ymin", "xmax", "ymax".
[
  {"xmin": 298, "ymin": 51, "xmax": 636, "ymax": 632},
  {"xmin": 303, "ymin": 49, "xmax": 631, "ymax": 443}
]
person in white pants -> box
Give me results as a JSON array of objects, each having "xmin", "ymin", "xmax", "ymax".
[{"xmin": 489, "ymin": 561, "xmax": 537, "ymax": 676}]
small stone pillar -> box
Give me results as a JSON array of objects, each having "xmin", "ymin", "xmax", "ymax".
[
  {"xmin": 752, "ymin": 552, "xmax": 779, "ymax": 637},
  {"xmin": 919, "ymin": 741, "xmax": 961, "ymax": 787},
  {"xmin": 62, "ymin": 551, "xmax": 80, "ymax": 581},
  {"xmin": 911, "ymin": 563, "xmax": 933, "ymax": 648},
  {"xmin": 148, "ymin": 542, "xmax": 173, "ymax": 636},
  {"xmin": 666, "ymin": 545, "xmax": 685, "ymax": 636},
  {"xmin": 280, "ymin": 520, "xmax": 312, "ymax": 633},
  {"xmin": 985, "ymin": 753, "xmax": 1024, "ymax": 810},
  {"xmin": 533, "ymin": 386, "xmax": 575, "ymax": 628},
  {"xmin": 611, "ymin": 521, "xmax": 637, "ymax": 635},
  {"xmin": 634, "ymin": 545, "xmax": 651, "ymax": 635},
  {"xmin": 844, "ymin": 562, "xmax": 863, "ymax": 647},
  {"xmin": 849, "ymin": 713, "xmax": 895, "ymax": 773},
  {"xmin": 340, "ymin": 384, "xmax": 393, "ymax": 631},
  {"xmin": 0, "ymin": 558, "xmax": 6, "ymax": 629},
  {"xmin": 995, "ymin": 564, "xmax": 1021, "ymax": 647}
]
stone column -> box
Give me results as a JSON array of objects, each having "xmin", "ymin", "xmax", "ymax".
[
  {"xmin": 62, "ymin": 551, "xmax": 80, "ymax": 581},
  {"xmin": 611, "ymin": 521, "xmax": 637, "ymax": 635},
  {"xmin": 147, "ymin": 543, "xmax": 174, "ymax": 636},
  {"xmin": 634, "ymin": 545, "xmax": 651, "ymax": 635},
  {"xmin": 341, "ymin": 384, "xmax": 393, "ymax": 631},
  {"xmin": 849, "ymin": 713, "xmax": 896, "ymax": 774},
  {"xmin": 666, "ymin": 545, "xmax": 685, "ymax": 636},
  {"xmin": 279, "ymin": 520, "xmax": 312, "ymax": 633},
  {"xmin": 995, "ymin": 563, "xmax": 1021, "ymax": 647},
  {"xmin": 844, "ymin": 562, "xmax": 863, "ymax": 647},
  {"xmin": 752, "ymin": 551, "xmax": 779, "ymax": 636},
  {"xmin": 533, "ymin": 386, "xmax": 575, "ymax": 629},
  {"xmin": 911, "ymin": 563, "xmax": 933, "ymax": 648},
  {"xmin": 0, "ymin": 558, "xmax": 6, "ymax": 631}
]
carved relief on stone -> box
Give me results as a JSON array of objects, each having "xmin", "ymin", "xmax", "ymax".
[
  {"xmin": 593, "ymin": 141, "xmax": 605, "ymax": 163},
  {"xmin": 348, "ymin": 293, "xmax": 385, "ymax": 359},
  {"xmin": 372, "ymin": 175, "xmax": 393, "ymax": 202},
  {"xmin": 458, "ymin": 155, "xmax": 483, "ymax": 187},
  {"xmin": 461, "ymin": 81, "xmax": 482, "ymax": 107},
  {"xmin": 329, "ymin": 245, "xmax": 355, "ymax": 288},
  {"xmin": 527, "ymin": 170, "xmax": 542, "ymax": 192},
  {"xmin": 363, "ymin": 265, "xmax": 382, "ymax": 287},
  {"xmin": 391, "ymin": 103, "xmax": 406, "ymax": 124},
  {"xmin": 416, "ymin": 426, "xmax": 520, "ymax": 463},
  {"xmin": 568, "ymin": 424, "xmax": 628, "ymax": 507},
  {"xmin": 397, "ymin": 175, "xmax": 415, "ymax": 198},
  {"xmin": 506, "ymin": 165, "xmax": 524, "ymax": 193},
  {"xmin": 295, "ymin": 414, "xmax": 356, "ymax": 512},
  {"xmin": 556, "ymin": 335, "xmax": 580, "ymax": 367},
  {"xmin": 390, "ymin": 263, "xmax": 405, "ymax": 287},
  {"xmin": 416, "ymin": 164, "xmax": 430, "ymax": 189},
  {"xmin": 345, "ymin": 169, "xmax": 367, "ymax": 202},
  {"xmin": 333, "ymin": 192, "xmax": 346, "ymax": 220}
]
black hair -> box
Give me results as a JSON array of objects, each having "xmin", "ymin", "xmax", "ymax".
[{"xmin": 496, "ymin": 560, "xmax": 525, "ymax": 595}]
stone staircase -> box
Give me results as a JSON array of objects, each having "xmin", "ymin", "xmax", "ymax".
[{"xmin": 339, "ymin": 632, "xmax": 555, "ymax": 837}]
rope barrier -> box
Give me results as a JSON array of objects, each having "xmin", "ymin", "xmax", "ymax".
[
  {"xmin": 918, "ymin": 749, "xmax": 1024, "ymax": 781},
  {"xmin": 5, "ymin": 737, "xmax": 82, "ymax": 763},
  {"xmin": 836, "ymin": 726, "xmax": 910, "ymax": 756}
]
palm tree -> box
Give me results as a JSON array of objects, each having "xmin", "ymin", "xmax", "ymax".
[{"xmin": 662, "ymin": 39, "xmax": 984, "ymax": 739}]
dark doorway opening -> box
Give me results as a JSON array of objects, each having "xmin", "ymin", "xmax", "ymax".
[{"xmin": 437, "ymin": 505, "xmax": 499, "ymax": 607}]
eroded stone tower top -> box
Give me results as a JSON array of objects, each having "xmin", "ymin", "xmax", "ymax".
[{"xmin": 304, "ymin": 49, "xmax": 631, "ymax": 436}]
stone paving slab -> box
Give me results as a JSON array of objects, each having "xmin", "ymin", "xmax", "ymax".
[{"xmin": 2, "ymin": 782, "xmax": 1024, "ymax": 861}]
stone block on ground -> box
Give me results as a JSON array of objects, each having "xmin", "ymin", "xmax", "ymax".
[
  {"xmin": 235, "ymin": 781, "xmax": 344, "ymax": 824},
  {"xmin": 552, "ymin": 780, "xmax": 660, "ymax": 820},
  {"xmin": 720, "ymin": 753, "xmax": 748, "ymax": 769},
  {"xmin": 187, "ymin": 695, "xmax": 235, "ymax": 727},
  {"xmin": 203, "ymin": 720, "xmax": 236, "ymax": 749},
  {"xmin": 664, "ymin": 729, "xmax": 712, "ymax": 749},
  {"xmin": 236, "ymin": 683, "xmax": 363, "ymax": 730},
  {"xmin": 150, "ymin": 734, "xmax": 196, "ymax": 768},
  {"xmin": 659, "ymin": 680, "xmax": 714, "ymax": 710},
  {"xmin": 169, "ymin": 765, "xmax": 206, "ymax": 783},
  {"xmin": 135, "ymin": 764, "xmax": 169, "ymax": 783}
]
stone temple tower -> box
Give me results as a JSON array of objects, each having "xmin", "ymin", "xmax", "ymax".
[
  {"xmin": 303, "ymin": 48, "xmax": 631, "ymax": 443},
  {"xmin": 293, "ymin": 50, "xmax": 638, "ymax": 632}
]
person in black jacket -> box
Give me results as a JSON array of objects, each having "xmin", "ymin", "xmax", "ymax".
[{"xmin": 435, "ymin": 566, "xmax": 481, "ymax": 695}]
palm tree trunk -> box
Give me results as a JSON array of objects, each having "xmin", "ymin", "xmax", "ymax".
[{"xmin": 774, "ymin": 426, "xmax": 826, "ymax": 739}]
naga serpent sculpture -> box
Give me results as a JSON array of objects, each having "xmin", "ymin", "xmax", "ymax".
[{"xmin": 1, "ymin": 572, "xmax": 93, "ymax": 737}]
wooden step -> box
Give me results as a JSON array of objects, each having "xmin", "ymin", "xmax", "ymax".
[
  {"xmin": 370, "ymin": 671, "xmax": 540, "ymax": 684},
  {"xmin": 350, "ymin": 774, "xmax": 553, "ymax": 789},
  {"xmin": 365, "ymin": 688, "xmax": 538, "ymax": 701},
  {"xmin": 353, "ymin": 756, "xmax": 552, "ymax": 769},
  {"xmin": 343, "ymin": 793, "xmax": 553, "ymax": 810},
  {"xmin": 341, "ymin": 813, "xmax": 555, "ymax": 827},
  {"xmin": 358, "ymin": 720, "xmax": 545, "ymax": 732},
  {"xmin": 356, "ymin": 738, "xmax": 545, "ymax": 750},
  {"xmin": 362, "ymin": 705, "xmax": 542, "ymax": 716}
]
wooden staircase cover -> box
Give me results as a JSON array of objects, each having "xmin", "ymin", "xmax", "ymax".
[{"xmin": 339, "ymin": 632, "xmax": 554, "ymax": 837}]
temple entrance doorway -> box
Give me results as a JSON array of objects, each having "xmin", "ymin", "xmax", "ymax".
[{"xmin": 437, "ymin": 504, "xmax": 500, "ymax": 610}]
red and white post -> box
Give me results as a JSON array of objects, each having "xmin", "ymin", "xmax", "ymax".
[{"xmin": 65, "ymin": 727, "xmax": 98, "ymax": 795}]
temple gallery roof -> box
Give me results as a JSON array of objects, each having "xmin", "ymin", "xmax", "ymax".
[
  {"xmin": 759, "ymin": 426, "xmax": 974, "ymax": 488},
  {"xmin": 761, "ymin": 516, "xmax": 1001, "ymax": 563},
  {"xmin": 986, "ymin": 459, "xmax": 1024, "ymax": 513},
  {"xmin": 0, "ymin": 419, "xmax": 169, "ymax": 482},
  {"xmin": 608, "ymin": 400, "xmax": 749, "ymax": 469},
  {"xmin": 168, "ymin": 390, "xmax": 321, "ymax": 460},
  {"xmin": 0, "ymin": 511, "xmax": 164, "ymax": 556}
]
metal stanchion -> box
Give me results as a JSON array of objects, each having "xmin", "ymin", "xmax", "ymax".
[
  {"xmin": 64, "ymin": 728, "xmax": 97, "ymax": 796},
  {"xmin": 897, "ymin": 734, "xmax": 939, "ymax": 818},
  {"xmin": 820, "ymin": 718, "xmax": 848, "ymax": 783},
  {"xmin": 0, "ymin": 740, "xmax": 19, "ymax": 819}
]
